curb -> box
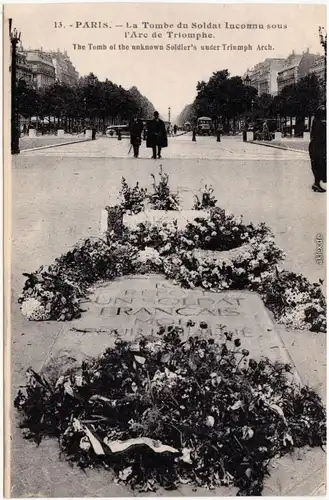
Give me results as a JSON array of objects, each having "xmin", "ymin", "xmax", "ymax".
[
  {"xmin": 21, "ymin": 137, "xmax": 92, "ymax": 153},
  {"xmin": 248, "ymin": 140, "xmax": 308, "ymax": 154},
  {"xmin": 172, "ymin": 131, "xmax": 188, "ymax": 137}
]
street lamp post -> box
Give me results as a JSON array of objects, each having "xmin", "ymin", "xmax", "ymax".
[
  {"xmin": 9, "ymin": 19, "xmax": 21, "ymax": 155},
  {"xmin": 243, "ymin": 75, "xmax": 251, "ymax": 141}
]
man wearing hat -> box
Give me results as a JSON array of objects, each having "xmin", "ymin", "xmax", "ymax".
[{"xmin": 146, "ymin": 111, "xmax": 168, "ymax": 159}]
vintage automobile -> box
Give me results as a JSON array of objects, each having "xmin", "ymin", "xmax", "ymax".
[
  {"xmin": 196, "ymin": 116, "xmax": 212, "ymax": 136},
  {"xmin": 106, "ymin": 124, "xmax": 130, "ymax": 137},
  {"xmin": 183, "ymin": 121, "xmax": 192, "ymax": 131}
]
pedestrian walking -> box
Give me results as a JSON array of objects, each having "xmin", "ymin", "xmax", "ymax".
[
  {"xmin": 216, "ymin": 123, "xmax": 223, "ymax": 142},
  {"xmin": 146, "ymin": 111, "xmax": 168, "ymax": 159},
  {"xmin": 129, "ymin": 114, "xmax": 144, "ymax": 158},
  {"xmin": 173, "ymin": 124, "xmax": 177, "ymax": 135},
  {"xmin": 309, "ymin": 105, "xmax": 326, "ymax": 193},
  {"xmin": 192, "ymin": 127, "xmax": 196, "ymax": 142},
  {"xmin": 117, "ymin": 129, "xmax": 122, "ymax": 141},
  {"xmin": 262, "ymin": 120, "xmax": 270, "ymax": 141},
  {"xmin": 92, "ymin": 125, "xmax": 97, "ymax": 140}
]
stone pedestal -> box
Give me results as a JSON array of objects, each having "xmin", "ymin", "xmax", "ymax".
[
  {"xmin": 57, "ymin": 129, "xmax": 65, "ymax": 138},
  {"xmin": 101, "ymin": 209, "xmax": 211, "ymax": 238},
  {"xmin": 124, "ymin": 210, "xmax": 209, "ymax": 231},
  {"xmin": 303, "ymin": 132, "xmax": 310, "ymax": 141},
  {"xmin": 274, "ymin": 132, "xmax": 282, "ymax": 140},
  {"xmin": 246, "ymin": 131, "xmax": 254, "ymax": 141},
  {"xmin": 85, "ymin": 129, "xmax": 93, "ymax": 139},
  {"xmin": 28, "ymin": 129, "xmax": 36, "ymax": 138}
]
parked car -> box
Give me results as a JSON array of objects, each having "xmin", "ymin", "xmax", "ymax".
[{"xmin": 106, "ymin": 125, "xmax": 130, "ymax": 137}]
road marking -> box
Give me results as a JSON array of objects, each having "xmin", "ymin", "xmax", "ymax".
[{"xmin": 212, "ymin": 144, "xmax": 235, "ymax": 153}]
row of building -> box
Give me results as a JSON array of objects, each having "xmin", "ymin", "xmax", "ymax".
[
  {"xmin": 243, "ymin": 49, "xmax": 325, "ymax": 96},
  {"xmin": 16, "ymin": 46, "xmax": 79, "ymax": 88}
]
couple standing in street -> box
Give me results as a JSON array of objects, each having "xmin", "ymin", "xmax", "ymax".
[{"xmin": 129, "ymin": 111, "xmax": 168, "ymax": 159}]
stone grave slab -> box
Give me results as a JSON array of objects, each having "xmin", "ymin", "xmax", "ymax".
[{"xmin": 45, "ymin": 274, "xmax": 297, "ymax": 375}]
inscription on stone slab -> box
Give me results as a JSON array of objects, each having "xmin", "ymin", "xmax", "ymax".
[{"xmin": 48, "ymin": 275, "xmax": 291, "ymax": 366}]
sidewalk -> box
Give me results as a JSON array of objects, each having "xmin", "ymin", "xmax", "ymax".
[
  {"xmin": 19, "ymin": 134, "xmax": 88, "ymax": 151},
  {"xmin": 250, "ymin": 138, "xmax": 309, "ymax": 154}
]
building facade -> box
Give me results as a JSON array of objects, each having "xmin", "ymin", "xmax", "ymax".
[
  {"xmin": 16, "ymin": 50, "xmax": 34, "ymax": 85},
  {"xmin": 244, "ymin": 58, "xmax": 286, "ymax": 96},
  {"xmin": 245, "ymin": 50, "xmax": 322, "ymax": 95},
  {"xmin": 277, "ymin": 50, "xmax": 318, "ymax": 92},
  {"xmin": 308, "ymin": 55, "xmax": 325, "ymax": 81},
  {"xmin": 24, "ymin": 49, "xmax": 56, "ymax": 88},
  {"xmin": 50, "ymin": 49, "xmax": 79, "ymax": 85}
]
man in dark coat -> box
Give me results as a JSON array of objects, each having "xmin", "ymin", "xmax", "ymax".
[
  {"xmin": 216, "ymin": 122, "xmax": 223, "ymax": 142},
  {"xmin": 146, "ymin": 111, "xmax": 168, "ymax": 159},
  {"xmin": 129, "ymin": 114, "xmax": 144, "ymax": 158},
  {"xmin": 309, "ymin": 105, "xmax": 326, "ymax": 192}
]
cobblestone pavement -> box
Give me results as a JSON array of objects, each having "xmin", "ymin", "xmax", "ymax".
[{"xmin": 9, "ymin": 135, "xmax": 326, "ymax": 497}]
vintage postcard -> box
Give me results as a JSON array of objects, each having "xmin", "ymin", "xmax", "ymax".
[{"xmin": 4, "ymin": 3, "xmax": 327, "ymax": 497}]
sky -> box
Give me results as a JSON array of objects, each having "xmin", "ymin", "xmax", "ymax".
[{"xmin": 5, "ymin": 3, "xmax": 326, "ymax": 120}]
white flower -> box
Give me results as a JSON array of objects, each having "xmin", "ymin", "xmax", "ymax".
[
  {"xmin": 21, "ymin": 298, "xmax": 42, "ymax": 317},
  {"xmin": 170, "ymin": 257, "xmax": 180, "ymax": 266},
  {"xmin": 119, "ymin": 466, "xmax": 133, "ymax": 481},
  {"xmin": 234, "ymin": 267, "xmax": 245, "ymax": 276},
  {"xmin": 205, "ymin": 415, "xmax": 215, "ymax": 427},
  {"xmin": 138, "ymin": 247, "xmax": 161, "ymax": 264},
  {"xmin": 73, "ymin": 418, "xmax": 83, "ymax": 432},
  {"xmin": 180, "ymin": 447, "xmax": 193, "ymax": 464},
  {"xmin": 241, "ymin": 426, "xmax": 254, "ymax": 440},
  {"xmin": 75, "ymin": 375, "xmax": 83, "ymax": 387},
  {"xmin": 21, "ymin": 298, "xmax": 50, "ymax": 320},
  {"xmin": 163, "ymin": 242, "xmax": 172, "ymax": 252},
  {"xmin": 80, "ymin": 436, "xmax": 91, "ymax": 451}
]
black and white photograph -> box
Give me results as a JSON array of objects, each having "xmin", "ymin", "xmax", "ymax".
[{"xmin": 4, "ymin": 3, "xmax": 327, "ymax": 497}]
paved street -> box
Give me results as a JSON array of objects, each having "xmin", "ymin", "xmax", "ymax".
[{"xmin": 10, "ymin": 134, "xmax": 326, "ymax": 497}]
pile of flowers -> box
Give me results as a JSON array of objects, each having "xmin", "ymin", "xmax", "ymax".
[
  {"xmin": 19, "ymin": 238, "xmax": 138, "ymax": 321},
  {"xmin": 259, "ymin": 270, "xmax": 326, "ymax": 332},
  {"xmin": 18, "ymin": 203, "xmax": 326, "ymax": 332},
  {"xmin": 18, "ymin": 170, "xmax": 326, "ymax": 331},
  {"xmin": 15, "ymin": 324, "xmax": 326, "ymax": 496}
]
